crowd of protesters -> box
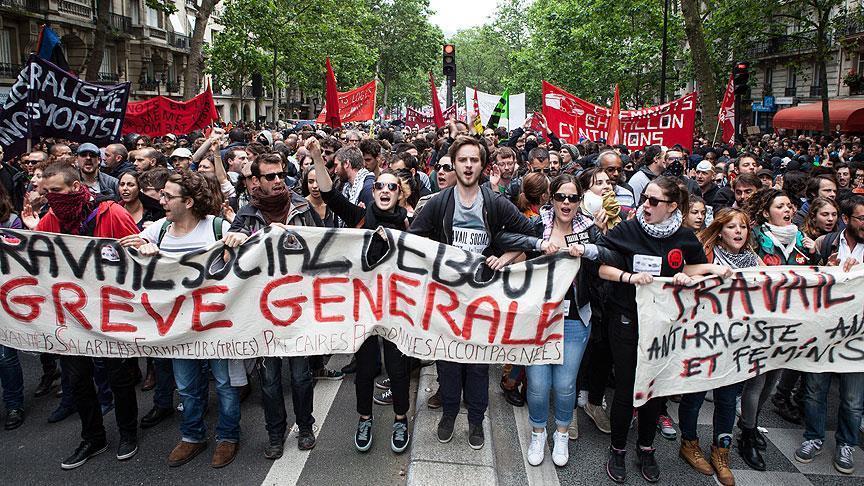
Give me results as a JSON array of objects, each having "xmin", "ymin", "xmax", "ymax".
[{"xmin": 0, "ymin": 113, "xmax": 862, "ymax": 485}]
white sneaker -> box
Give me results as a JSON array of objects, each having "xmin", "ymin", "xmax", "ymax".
[
  {"xmin": 577, "ymin": 390, "xmax": 589, "ymax": 408},
  {"xmin": 568, "ymin": 413, "xmax": 579, "ymax": 440},
  {"xmin": 552, "ymin": 431, "xmax": 569, "ymax": 466},
  {"xmin": 527, "ymin": 430, "xmax": 546, "ymax": 466}
]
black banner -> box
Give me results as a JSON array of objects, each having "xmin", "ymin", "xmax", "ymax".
[{"xmin": 0, "ymin": 54, "xmax": 130, "ymax": 159}]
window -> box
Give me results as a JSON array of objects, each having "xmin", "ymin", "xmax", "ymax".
[
  {"xmin": 130, "ymin": 0, "xmax": 140, "ymax": 24},
  {"xmin": 99, "ymin": 48, "xmax": 115, "ymax": 74},
  {"xmin": 764, "ymin": 67, "xmax": 773, "ymax": 90},
  {"xmin": 787, "ymin": 66, "xmax": 797, "ymax": 88},
  {"xmin": 146, "ymin": 6, "xmax": 163, "ymax": 29},
  {"xmin": 812, "ymin": 63, "xmax": 824, "ymax": 88},
  {"xmin": 857, "ymin": 55, "xmax": 864, "ymax": 75},
  {"xmin": 0, "ymin": 29, "xmax": 12, "ymax": 66}
]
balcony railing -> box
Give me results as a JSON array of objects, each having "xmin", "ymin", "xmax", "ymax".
[
  {"xmin": 58, "ymin": 0, "xmax": 92, "ymax": 18},
  {"xmin": 745, "ymin": 32, "xmax": 820, "ymax": 59},
  {"xmin": 108, "ymin": 13, "xmax": 132, "ymax": 34},
  {"xmin": 784, "ymin": 87, "xmax": 797, "ymax": 97},
  {"xmin": 97, "ymin": 72, "xmax": 120, "ymax": 83},
  {"xmin": 0, "ymin": 62, "xmax": 22, "ymax": 78},
  {"xmin": 809, "ymin": 85, "xmax": 823, "ymax": 97},
  {"xmin": 0, "ymin": 0, "xmax": 47, "ymax": 13},
  {"xmin": 168, "ymin": 32, "xmax": 190, "ymax": 50},
  {"xmin": 150, "ymin": 28, "xmax": 166, "ymax": 40},
  {"xmin": 139, "ymin": 78, "xmax": 159, "ymax": 91},
  {"xmin": 165, "ymin": 81, "xmax": 180, "ymax": 93}
]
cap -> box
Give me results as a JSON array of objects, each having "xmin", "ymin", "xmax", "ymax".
[
  {"xmin": 170, "ymin": 148, "xmax": 193, "ymax": 159},
  {"xmin": 695, "ymin": 160, "xmax": 714, "ymax": 172},
  {"xmin": 164, "ymin": 133, "xmax": 177, "ymax": 141},
  {"xmin": 757, "ymin": 168, "xmax": 773, "ymax": 178},
  {"xmin": 77, "ymin": 143, "xmax": 100, "ymax": 155}
]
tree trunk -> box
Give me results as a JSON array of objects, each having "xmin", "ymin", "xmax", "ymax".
[
  {"xmin": 680, "ymin": 0, "xmax": 719, "ymax": 136},
  {"xmin": 84, "ymin": 0, "xmax": 110, "ymax": 82},
  {"xmin": 183, "ymin": 0, "xmax": 216, "ymax": 99},
  {"xmin": 817, "ymin": 14, "xmax": 831, "ymax": 136},
  {"xmin": 272, "ymin": 47, "xmax": 278, "ymax": 124}
]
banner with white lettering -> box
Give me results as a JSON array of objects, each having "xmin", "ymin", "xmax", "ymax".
[
  {"xmin": 0, "ymin": 226, "xmax": 578, "ymax": 364},
  {"xmin": 0, "ymin": 55, "xmax": 130, "ymax": 159},
  {"xmin": 633, "ymin": 267, "xmax": 864, "ymax": 406}
]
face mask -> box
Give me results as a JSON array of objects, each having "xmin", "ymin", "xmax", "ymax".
[{"xmin": 665, "ymin": 160, "xmax": 684, "ymax": 178}]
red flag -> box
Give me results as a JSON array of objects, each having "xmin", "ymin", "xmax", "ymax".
[
  {"xmin": 324, "ymin": 58, "xmax": 342, "ymax": 128},
  {"xmin": 123, "ymin": 87, "xmax": 219, "ymax": 137},
  {"xmin": 607, "ymin": 84, "xmax": 622, "ymax": 145},
  {"xmin": 315, "ymin": 80, "xmax": 377, "ymax": 123},
  {"xmin": 718, "ymin": 74, "xmax": 735, "ymax": 144},
  {"xmin": 429, "ymin": 72, "xmax": 445, "ymax": 128}
]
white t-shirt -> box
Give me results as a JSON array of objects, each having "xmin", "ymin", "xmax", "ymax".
[{"xmin": 140, "ymin": 215, "xmax": 229, "ymax": 253}]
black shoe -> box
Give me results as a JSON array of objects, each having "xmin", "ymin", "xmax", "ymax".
[
  {"xmin": 775, "ymin": 403, "xmax": 802, "ymax": 425},
  {"xmin": 298, "ymin": 427, "xmax": 316, "ymax": 451},
  {"xmin": 264, "ymin": 437, "xmax": 285, "ymax": 460},
  {"xmin": 468, "ymin": 423, "xmax": 484, "ymax": 449},
  {"xmin": 503, "ymin": 387, "xmax": 525, "ymax": 407},
  {"xmin": 391, "ymin": 419, "xmax": 410, "ymax": 453},
  {"xmin": 117, "ymin": 437, "xmax": 138, "ymax": 460},
  {"xmin": 48, "ymin": 405, "xmax": 75, "ymax": 424},
  {"xmin": 374, "ymin": 388, "xmax": 393, "ymax": 406},
  {"xmin": 238, "ymin": 383, "xmax": 251, "ymax": 403},
  {"xmin": 636, "ymin": 447, "xmax": 660, "ymax": 483},
  {"xmin": 437, "ymin": 415, "xmax": 456, "ymax": 443},
  {"xmin": 33, "ymin": 370, "xmax": 60, "ymax": 397},
  {"xmin": 341, "ymin": 357, "xmax": 357, "ymax": 374},
  {"xmin": 140, "ymin": 406, "xmax": 174, "ymax": 429},
  {"xmin": 753, "ymin": 427, "xmax": 768, "ymax": 451},
  {"xmin": 61, "ymin": 440, "xmax": 108, "ymax": 470},
  {"xmin": 375, "ymin": 376, "xmax": 391, "ymax": 390},
  {"xmin": 737, "ymin": 427, "xmax": 766, "ymax": 471},
  {"xmin": 606, "ymin": 447, "xmax": 627, "ymax": 483},
  {"xmin": 355, "ymin": 417, "xmax": 373, "ymax": 452},
  {"xmin": 4, "ymin": 408, "xmax": 24, "ymax": 430}
]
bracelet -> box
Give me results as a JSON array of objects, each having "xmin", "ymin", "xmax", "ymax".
[
  {"xmin": 628, "ymin": 273, "xmax": 633, "ymax": 284},
  {"xmin": 619, "ymin": 272, "xmax": 626, "ymax": 282}
]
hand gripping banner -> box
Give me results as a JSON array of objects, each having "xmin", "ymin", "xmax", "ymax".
[{"xmin": 0, "ymin": 226, "xmax": 579, "ymax": 364}]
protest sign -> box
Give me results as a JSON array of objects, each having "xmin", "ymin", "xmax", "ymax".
[
  {"xmin": 633, "ymin": 266, "xmax": 864, "ymax": 406},
  {"xmin": 542, "ymin": 81, "xmax": 697, "ymax": 150},
  {"xmin": 315, "ymin": 80, "xmax": 377, "ymax": 124},
  {"xmin": 122, "ymin": 88, "xmax": 219, "ymax": 137},
  {"xmin": 0, "ymin": 226, "xmax": 578, "ymax": 365},
  {"xmin": 464, "ymin": 87, "xmax": 526, "ymax": 129},
  {"xmin": 404, "ymin": 104, "xmax": 457, "ymax": 129},
  {"xmin": 0, "ymin": 55, "xmax": 130, "ymax": 159}
]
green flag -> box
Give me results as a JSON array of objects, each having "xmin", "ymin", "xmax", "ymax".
[{"xmin": 486, "ymin": 88, "xmax": 509, "ymax": 129}]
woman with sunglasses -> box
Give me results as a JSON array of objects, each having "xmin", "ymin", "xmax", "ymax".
[
  {"xmin": 307, "ymin": 137, "xmax": 413, "ymax": 455},
  {"xmin": 597, "ymin": 176, "xmax": 731, "ymax": 483}
]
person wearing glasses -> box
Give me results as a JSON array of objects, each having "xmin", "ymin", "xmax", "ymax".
[
  {"xmin": 598, "ymin": 150, "xmax": 636, "ymax": 208},
  {"xmin": 21, "ymin": 150, "xmax": 49, "ymax": 176},
  {"xmin": 596, "ymin": 176, "xmax": 730, "ymax": 483},
  {"xmin": 307, "ymin": 137, "xmax": 413, "ymax": 455}
]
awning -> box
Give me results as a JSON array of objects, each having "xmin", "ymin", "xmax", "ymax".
[
  {"xmin": 772, "ymin": 99, "xmax": 864, "ymax": 132},
  {"xmin": 169, "ymin": 13, "xmax": 184, "ymax": 34}
]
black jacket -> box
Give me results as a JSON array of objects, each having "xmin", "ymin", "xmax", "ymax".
[
  {"xmin": 701, "ymin": 183, "xmax": 734, "ymax": 212},
  {"xmin": 229, "ymin": 191, "xmax": 323, "ymax": 235},
  {"xmin": 104, "ymin": 160, "xmax": 136, "ymax": 180}
]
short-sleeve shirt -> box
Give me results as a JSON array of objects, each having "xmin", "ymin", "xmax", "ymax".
[
  {"xmin": 451, "ymin": 189, "xmax": 489, "ymax": 254},
  {"xmin": 140, "ymin": 215, "xmax": 230, "ymax": 253}
]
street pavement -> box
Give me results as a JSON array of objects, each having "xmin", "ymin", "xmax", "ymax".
[{"xmin": 1, "ymin": 351, "xmax": 863, "ymax": 486}]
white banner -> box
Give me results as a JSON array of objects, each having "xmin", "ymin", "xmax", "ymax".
[
  {"xmin": 634, "ymin": 266, "xmax": 864, "ymax": 406},
  {"xmin": 0, "ymin": 226, "xmax": 579, "ymax": 364},
  {"xmin": 465, "ymin": 88, "xmax": 526, "ymax": 129}
]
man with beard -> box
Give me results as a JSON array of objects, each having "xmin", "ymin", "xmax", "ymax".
[
  {"xmin": 693, "ymin": 160, "xmax": 733, "ymax": 221},
  {"xmin": 335, "ymin": 146, "xmax": 375, "ymax": 213},
  {"xmin": 485, "ymin": 147, "xmax": 521, "ymax": 202},
  {"xmin": 102, "ymin": 144, "xmax": 135, "ymax": 179},
  {"xmin": 76, "ymin": 143, "xmax": 119, "ymax": 199}
]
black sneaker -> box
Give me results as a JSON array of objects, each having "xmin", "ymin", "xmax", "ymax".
[
  {"xmin": 341, "ymin": 357, "xmax": 357, "ymax": 374},
  {"xmin": 437, "ymin": 415, "xmax": 456, "ymax": 443},
  {"xmin": 374, "ymin": 388, "xmax": 393, "ymax": 406},
  {"xmin": 140, "ymin": 405, "xmax": 174, "ymax": 429},
  {"xmin": 375, "ymin": 377, "xmax": 391, "ymax": 390},
  {"xmin": 116, "ymin": 437, "xmax": 138, "ymax": 460},
  {"xmin": 33, "ymin": 370, "xmax": 60, "ymax": 397},
  {"xmin": 4, "ymin": 408, "xmax": 24, "ymax": 430},
  {"xmin": 468, "ymin": 423, "xmax": 485, "ymax": 449},
  {"xmin": 391, "ymin": 419, "xmax": 410, "ymax": 453},
  {"xmin": 606, "ymin": 447, "xmax": 627, "ymax": 483},
  {"xmin": 355, "ymin": 417, "xmax": 373, "ymax": 452},
  {"xmin": 61, "ymin": 440, "xmax": 108, "ymax": 470},
  {"xmin": 312, "ymin": 367, "xmax": 344, "ymax": 381},
  {"xmin": 264, "ymin": 437, "xmax": 285, "ymax": 460},
  {"xmin": 298, "ymin": 427, "xmax": 316, "ymax": 451},
  {"xmin": 636, "ymin": 447, "xmax": 660, "ymax": 483}
]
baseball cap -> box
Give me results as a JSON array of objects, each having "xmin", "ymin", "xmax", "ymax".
[
  {"xmin": 757, "ymin": 168, "xmax": 773, "ymax": 178},
  {"xmin": 164, "ymin": 133, "xmax": 177, "ymax": 142},
  {"xmin": 695, "ymin": 160, "xmax": 714, "ymax": 173},
  {"xmin": 77, "ymin": 143, "xmax": 100, "ymax": 155},
  {"xmin": 170, "ymin": 148, "xmax": 193, "ymax": 159}
]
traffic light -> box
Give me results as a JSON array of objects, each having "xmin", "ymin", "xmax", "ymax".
[
  {"xmin": 443, "ymin": 44, "xmax": 456, "ymax": 78},
  {"xmin": 251, "ymin": 73, "xmax": 263, "ymax": 98},
  {"xmin": 733, "ymin": 61, "xmax": 750, "ymax": 95}
]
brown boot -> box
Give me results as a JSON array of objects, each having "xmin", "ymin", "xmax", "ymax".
[
  {"xmin": 168, "ymin": 441, "xmax": 207, "ymax": 467},
  {"xmin": 211, "ymin": 441, "xmax": 238, "ymax": 468},
  {"xmin": 711, "ymin": 445, "xmax": 736, "ymax": 486},
  {"xmin": 679, "ymin": 439, "xmax": 713, "ymax": 475}
]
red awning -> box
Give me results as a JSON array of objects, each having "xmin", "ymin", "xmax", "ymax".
[{"xmin": 772, "ymin": 99, "xmax": 864, "ymax": 132}]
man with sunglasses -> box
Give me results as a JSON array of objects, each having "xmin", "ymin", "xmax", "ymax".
[
  {"xmin": 598, "ymin": 151, "xmax": 636, "ymax": 208},
  {"xmin": 22, "ymin": 150, "xmax": 49, "ymax": 176},
  {"xmin": 77, "ymin": 143, "xmax": 119, "ymax": 200}
]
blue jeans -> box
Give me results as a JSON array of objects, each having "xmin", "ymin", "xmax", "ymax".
[
  {"xmin": 173, "ymin": 359, "xmax": 240, "ymax": 443},
  {"xmin": 803, "ymin": 372, "xmax": 864, "ymax": 446},
  {"xmin": 678, "ymin": 383, "xmax": 740, "ymax": 442},
  {"xmin": 0, "ymin": 345, "xmax": 24, "ymax": 410},
  {"xmin": 153, "ymin": 358, "xmax": 175, "ymax": 410},
  {"xmin": 526, "ymin": 319, "xmax": 590, "ymax": 429}
]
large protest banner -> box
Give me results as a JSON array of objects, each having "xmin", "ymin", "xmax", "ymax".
[
  {"xmin": 464, "ymin": 87, "xmax": 526, "ymax": 129},
  {"xmin": 122, "ymin": 87, "xmax": 219, "ymax": 137},
  {"xmin": 0, "ymin": 54, "xmax": 130, "ymax": 159},
  {"xmin": 0, "ymin": 226, "xmax": 578, "ymax": 365},
  {"xmin": 542, "ymin": 81, "xmax": 697, "ymax": 150},
  {"xmin": 315, "ymin": 80, "xmax": 377, "ymax": 124},
  {"xmin": 633, "ymin": 267, "xmax": 864, "ymax": 406},
  {"xmin": 404, "ymin": 104, "xmax": 457, "ymax": 129}
]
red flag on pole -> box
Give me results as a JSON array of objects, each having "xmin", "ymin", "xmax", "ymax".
[
  {"xmin": 429, "ymin": 71, "xmax": 445, "ymax": 128},
  {"xmin": 324, "ymin": 58, "xmax": 342, "ymax": 128},
  {"xmin": 607, "ymin": 84, "xmax": 622, "ymax": 145},
  {"xmin": 718, "ymin": 74, "xmax": 735, "ymax": 145}
]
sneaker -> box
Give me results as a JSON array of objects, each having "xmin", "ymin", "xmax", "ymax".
[
  {"xmin": 374, "ymin": 388, "xmax": 393, "ymax": 406},
  {"xmin": 427, "ymin": 390, "xmax": 442, "ymax": 409},
  {"xmin": 584, "ymin": 402, "xmax": 611, "ymax": 434},
  {"xmin": 312, "ymin": 367, "xmax": 344, "ymax": 381},
  {"xmin": 657, "ymin": 415, "xmax": 677, "ymax": 440},
  {"xmin": 375, "ymin": 377, "xmax": 391, "ymax": 390},
  {"xmin": 577, "ymin": 390, "xmax": 589, "ymax": 408},
  {"xmin": 355, "ymin": 417, "xmax": 373, "ymax": 452},
  {"xmin": 437, "ymin": 415, "xmax": 456, "ymax": 443},
  {"xmin": 61, "ymin": 440, "xmax": 108, "ymax": 470},
  {"xmin": 48, "ymin": 405, "xmax": 75, "ymax": 424},
  {"xmin": 116, "ymin": 437, "xmax": 138, "ymax": 460},
  {"xmin": 568, "ymin": 413, "xmax": 579, "ymax": 440},
  {"xmin": 606, "ymin": 447, "xmax": 627, "ymax": 483},
  {"xmin": 527, "ymin": 430, "xmax": 547, "ymax": 466},
  {"xmin": 834, "ymin": 444, "xmax": 855, "ymax": 474},
  {"xmin": 468, "ymin": 423, "xmax": 485, "ymax": 449},
  {"xmin": 297, "ymin": 427, "xmax": 316, "ymax": 451},
  {"xmin": 636, "ymin": 447, "xmax": 661, "ymax": 483},
  {"xmin": 4, "ymin": 408, "xmax": 24, "ymax": 430},
  {"xmin": 264, "ymin": 437, "xmax": 285, "ymax": 460},
  {"xmin": 794, "ymin": 439, "xmax": 823, "ymax": 463},
  {"xmin": 551, "ymin": 431, "xmax": 569, "ymax": 466},
  {"xmin": 391, "ymin": 419, "xmax": 410, "ymax": 453}
]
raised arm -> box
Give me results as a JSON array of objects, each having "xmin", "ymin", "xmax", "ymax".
[{"xmin": 306, "ymin": 137, "xmax": 333, "ymax": 193}]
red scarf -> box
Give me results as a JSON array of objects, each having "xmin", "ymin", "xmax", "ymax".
[{"xmin": 45, "ymin": 185, "xmax": 96, "ymax": 235}]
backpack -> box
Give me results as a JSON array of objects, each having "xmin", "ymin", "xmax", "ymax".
[
  {"xmin": 817, "ymin": 231, "xmax": 841, "ymax": 264},
  {"xmin": 157, "ymin": 216, "xmax": 224, "ymax": 246}
]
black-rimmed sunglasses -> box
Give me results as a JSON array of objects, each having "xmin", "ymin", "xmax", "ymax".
[
  {"xmin": 434, "ymin": 163, "xmax": 454, "ymax": 172},
  {"xmin": 639, "ymin": 194, "xmax": 674, "ymax": 207},
  {"xmin": 374, "ymin": 182, "xmax": 399, "ymax": 191},
  {"xmin": 552, "ymin": 193, "xmax": 581, "ymax": 203},
  {"xmin": 259, "ymin": 172, "xmax": 287, "ymax": 181}
]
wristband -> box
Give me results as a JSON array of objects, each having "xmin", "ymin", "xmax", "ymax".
[
  {"xmin": 619, "ymin": 272, "xmax": 625, "ymax": 282},
  {"xmin": 628, "ymin": 273, "xmax": 633, "ymax": 284}
]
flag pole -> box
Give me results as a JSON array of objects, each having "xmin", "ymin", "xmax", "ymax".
[{"xmin": 711, "ymin": 117, "xmax": 721, "ymax": 146}]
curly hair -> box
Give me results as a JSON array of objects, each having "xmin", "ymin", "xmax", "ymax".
[
  {"xmin": 167, "ymin": 169, "xmax": 222, "ymax": 220},
  {"xmin": 748, "ymin": 187, "xmax": 789, "ymax": 226}
]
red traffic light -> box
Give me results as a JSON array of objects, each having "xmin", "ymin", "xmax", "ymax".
[{"xmin": 444, "ymin": 44, "xmax": 455, "ymax": 54}]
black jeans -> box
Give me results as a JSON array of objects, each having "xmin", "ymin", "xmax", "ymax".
[
  {"xmin": 355, "ymin": 337, "xmax": 410, "ymax": 417},
  {"xmin": 584, "ymin": 314, "xmax": 613, "ymax": 406},
  {"xmin": 439, "ymin": 361, "xmax": 489, "ymax": 425},
  {"xmin": 60, "ymin": 355, "xmax": 138, "ymax": 444},
  {"xmin": 608, "ymin": 315, "xmax": 661, "ymax": 450},
  {"xmin": 258, "ymin": 356, "xmax": 314, "ymax": 442}
]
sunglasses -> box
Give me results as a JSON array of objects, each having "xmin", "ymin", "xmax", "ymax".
[
  {"xmin": 259, "ymin": 172, "xmax": 287, "ymax": 181},
  {"xmin": 531, "ymin": 167, "xmax": 551, "ymax": 174},
  {"xmin": 552, "ymin": 192, "xmax": 581, "ymax": 203},
  {"xmin": 434, "ymin": 163, "xmax": 454, "ymax": 172},
  {"xmin": 639, "ymin": 194, "xmax": 674, "ymax": 207},
  {"xmin": 374, "ymin": 182, "xmax": 399, "ymax": 191}
]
